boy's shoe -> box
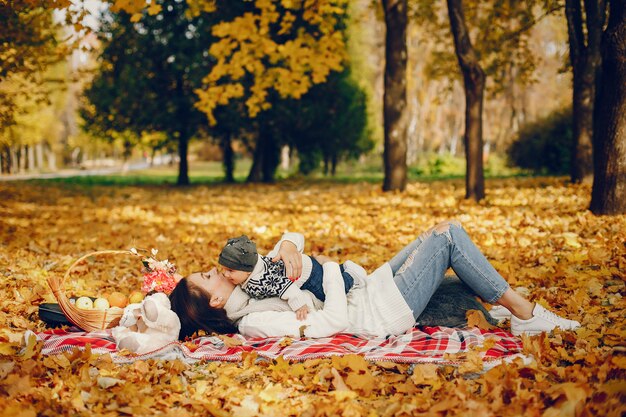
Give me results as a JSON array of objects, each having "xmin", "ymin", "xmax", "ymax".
[
  {"xmin": 489, "ymin": 305, "xmax": 513, "ymax": 323},
  {"xmin": 343, "ymin": 260, "xmax": 368, "ymax": 287},
  {"xmin": 511, "ymin": 304, "xmax": 580, "ymax": 336}
]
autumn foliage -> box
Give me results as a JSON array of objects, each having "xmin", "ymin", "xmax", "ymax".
[
  {"xmin": 0, "ymin": 179, "xmax": 625, "ymax": 416},
  {"xmin": 193, "ymin": 0, "xmax": 348, "ymax": 125}
]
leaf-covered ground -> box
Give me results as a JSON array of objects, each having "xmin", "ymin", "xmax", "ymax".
[{"xmin": 0, "ymin": 178, "xmax": 624, "ymax": 416}]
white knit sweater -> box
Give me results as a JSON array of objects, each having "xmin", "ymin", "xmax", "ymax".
[{"xmin": 236, "ymin": 261, "xmax": 416, "ymax": 338}]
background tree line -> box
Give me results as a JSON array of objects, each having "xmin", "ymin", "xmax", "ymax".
[
  {"xmin": 379, "ymin": 0, "xmax": 623, "ymax": 215},
  {"xmin": 1, "ymin": 0, "xmax": 623, "ymax": 214}
]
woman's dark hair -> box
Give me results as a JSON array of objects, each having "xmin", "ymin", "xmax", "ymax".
[{"xmin": 169, "ymin": 277, "xmax": 238, "ymax": 340}]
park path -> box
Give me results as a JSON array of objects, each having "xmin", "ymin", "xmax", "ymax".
[{"xmin": 0, "ymin": 161, "xmax": 150, "ymax": 181}]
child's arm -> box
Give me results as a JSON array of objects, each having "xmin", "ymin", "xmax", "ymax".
[
  {"xmin": 267, "ymin": 232, "xmax": 305, "ymax": 256},
  {"xmin": 280, "ymin": 284, "xmax": 314, "ymax": 319}
]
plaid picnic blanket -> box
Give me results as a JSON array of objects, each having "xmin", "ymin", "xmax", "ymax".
[{"xmin": 31, "ymin": 326, "xmax": 524, "ymax": 366}]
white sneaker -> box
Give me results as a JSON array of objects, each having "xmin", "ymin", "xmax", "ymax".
[
  {"xmin": 343, "ymin": 260, "xmax": 368, "ymax": 287},
  {"xmin": 489, "ymin": 305, "xmax": 513, "ymax": 323},
  {"xmin": 511, "ymin": 304, "xmax": 581, "ymax": 336}
]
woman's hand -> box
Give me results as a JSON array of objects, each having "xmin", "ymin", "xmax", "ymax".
[
  {"xmin": 272, "ymin": 241, "xmax": 302, "ymax": 280},
  {"xmin": 295, "ymin": 305, "xmax": 309, "ymax": 321},
  {"xmin": 313, "ymin": 254, "xmax": 336, "ymax": 265}
]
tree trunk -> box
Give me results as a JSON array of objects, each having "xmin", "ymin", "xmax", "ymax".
[
  {"xmin": 565, "ymin": 0, "xmax": 605, "ymax": 183},
  {"xmin": 447, "ymin": 0, "xmax": 486, "ymax": 201},
  {"xmin": 150, "ymin": 147, "xmax": 157, "ymax": 167},
  {"xmin": 1, "ymin": 145, "xmax": 10, "ymax": 174},
  {"xmin": 247, "ymin": 150, "xmax": 263, "ymax": 182},
  {"xmin": 247, "ymin": 126, "xmax": 280, "ymax": 183},
  {"xmin": 221, "ymin": 133, "xmax": 235, "ymax": 183},
  {"xmin": 590, "ymin": 0, "xmax": 626, "ymax": 215},
  {"xmin": 45, "ymin": 142, "xmax": 57, "ymax": 171},
  {"xmin": 280, "ymin": 145, "xmax": 291, "ymax": 171},
  {"xmin": 570, "ymin": 66, "xmax": 597, "ymax": 182},
  {"xmin": 27, "ymin": 145, "xmax": 35, "ymax": 171},
  {"xmin": 247, "ymin": 134, "xmax": 264, "ymax": 183},
  {"xmin": 123, "ymin": 140, "xmax": 133, "ymax": 161},
  {"xmin": 261, "ymin": 134, "xmax": 280, "ymax": 183},
  {"xmin": 382, "ymin": 0, "xmax": 408, "ymax": 192},
  {"xmin": 23, "ymin": 145, "xmax": 29, "ymax": 171},
  {"xmin": 177, "ymin": 133, "xmax": 190, "ymax": 185},
  {"xmin": 35, "ymin": 143, "xmax": 44, "ymax": 169},
  {"xmin": 15, "ymin": 147, "xmax": 22, "ymax": 173}
]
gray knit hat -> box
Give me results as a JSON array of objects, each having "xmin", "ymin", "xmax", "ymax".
[{"xmin": 218, "ymin": 235, "xmax": 258, "ymax": 272}]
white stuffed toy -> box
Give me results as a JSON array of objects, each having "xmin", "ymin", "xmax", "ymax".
[{"xmin": 111, "ymin": 292, "xmax": 181, "ymax": 354}]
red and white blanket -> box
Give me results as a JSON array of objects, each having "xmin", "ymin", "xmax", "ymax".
[{"xmin": 31, "ymin": 326, "xmax": 524, "ymax": 366}]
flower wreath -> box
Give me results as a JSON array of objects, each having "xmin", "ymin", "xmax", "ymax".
[{"xmin": 130, "ymin": 248, "xmax": 180, "ymax": 295}]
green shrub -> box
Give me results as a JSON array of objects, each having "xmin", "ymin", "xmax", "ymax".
[
  {"xmin": 409, "ymin": 152, "xmax": 466, "ymax": 177},
  {"xmin": 484, "ymin": 153, "xmax": 520, "ymax": 177},
  {"xmin": 507, "ymin": 108, "xmax": 573, "ymax": 175}
]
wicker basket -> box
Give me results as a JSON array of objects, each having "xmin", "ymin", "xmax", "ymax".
[{"xmin": 47, "ymin": 249, "xmax": 139, "ymax": 332}]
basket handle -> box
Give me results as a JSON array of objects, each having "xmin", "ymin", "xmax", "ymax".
[{"xmin": 61, "ymin": 249, "xmax": 138, "ymax": 287}]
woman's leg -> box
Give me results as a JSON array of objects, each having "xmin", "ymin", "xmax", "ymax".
[
  {"xmin": 496, "ymin": 288, "xmax": 534, "ymax": 320},
  {"xmin": 393, "ymin": 221, "xmax": 580, "ymax": 335},
  {"xmin": 392, "ymin": 220, "xmax": 511, "ymax": 319},
  {"xmin": 387, "ymin": 223, "xmax": 446, "ymax": 274}
]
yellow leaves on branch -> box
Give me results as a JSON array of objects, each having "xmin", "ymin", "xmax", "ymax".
[
  {"xmin": 83, "ymin": 0, "xmax": 347, "ymax": 124},
  {"xmin": 110, "ymin": 0, "xmax": 148, "ymax": 15},
  {"xmin": 146, "ymin": 3, "xmax": 162, "ymax": 15},
  {"xmin": 110, "ymin": 0, "xmax": 161, "ymax": 21},
  {"xmin": 112, "ymin": 0, "xmax": 209, "ymax": 20},
  {"xmin": 185, "ymin": 0, "xmax": 216, "ymax": 18},
  {"xmin": 194, "ymin": 0, "xmax": 347, "ymax": 124}
]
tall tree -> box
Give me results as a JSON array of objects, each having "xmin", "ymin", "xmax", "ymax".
[
  {"xmin": 446, "ymin": 0, "xmax": 485, "ymax": 200},
  {"xmin": 266, "ymin": 69, "xmax": 371, "ymax": 176},
  {"xmin": 0, "ymin": 2, "xmax": 63, "ymax": 132},
  {"xmin": 204, "ymin": 0, "xmax": 349, "ymax": 183},
  {"xmin": 193, "ymin": 0, "xmax": 348, "ymax": 124},
  {"xmin": 565, "ymin": 0, "xmax": 606, "ymax": 183},
  {"xmin": 82, "ymin": 2, "xmax": 216, "ymax": 185},
  {"xmin": 382, "ymin": 0, "xmax": 408, "ymax": 192},
  {"xmin": 589, "ymin": 0, "xmax": 626, "ymax": 215},
  {"xmin": 191, "ymin": 0, "xmax": 357, "ymax": 183},
  {"xmin": 412, "ymin": 0, "xmax": 563, "ymax": 200},
  {"xmin": 0, "ymin": 2, "xmax": 72, "ymax": 173}
]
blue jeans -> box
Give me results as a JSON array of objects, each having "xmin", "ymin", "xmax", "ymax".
[{"xmin": 389, "ymin": 221, "xmax": 510, "ymax": 320}]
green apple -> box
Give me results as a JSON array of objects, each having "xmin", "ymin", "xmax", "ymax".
[
  {"xmin": 93, "ymin": 297, "xmax": 110, "ymax": 310},
  {"xmin": 76, "ymin": 296, "xmax": 93, "ymax": 310}
]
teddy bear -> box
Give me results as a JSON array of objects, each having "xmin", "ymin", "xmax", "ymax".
[{"xmin": 111, "ymin": 292, "xmax": 181, "ymax": 354}]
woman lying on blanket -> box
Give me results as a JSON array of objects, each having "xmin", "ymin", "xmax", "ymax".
[{"xmin": 169, "ymin": 221, "xmax": 581, "ymax": 339}]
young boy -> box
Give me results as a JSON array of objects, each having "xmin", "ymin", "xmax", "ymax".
[{"xmin": 218, "ymin": 233, "xmax": 367, "ymax": 320}]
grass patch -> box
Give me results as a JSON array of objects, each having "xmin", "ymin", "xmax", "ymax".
[
  {"xmin": 26, "ymin": 161, "xmax": 253, "ymax": 187},
  {"xmin": 23, "ymin": 154, "xmax": 530, "ymax": 187}
]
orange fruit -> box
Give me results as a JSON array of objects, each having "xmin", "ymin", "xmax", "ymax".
[{"xmin": 107, "ymin": 291, "xmax": 128, "ymax": 308}]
